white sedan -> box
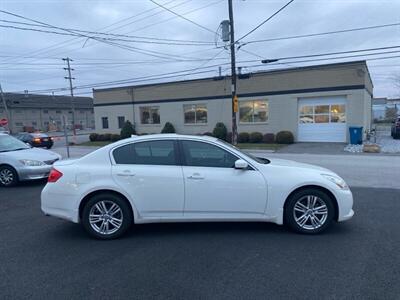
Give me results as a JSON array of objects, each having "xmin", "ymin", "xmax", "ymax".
[{"xmin": 41, "ymin": 134, "xmax": 354, "ymax": 239}]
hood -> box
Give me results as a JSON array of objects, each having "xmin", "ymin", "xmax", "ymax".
[
  {"xmin": 267, "ymin": 158, "xmax": 331, "ymax": 173},
  {"xmin": 2, "ymin": 147, "xmax": 61, "ymax": 161}
]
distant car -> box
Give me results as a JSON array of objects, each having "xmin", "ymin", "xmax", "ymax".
[
  {"xmin": 15, "ymin": 132, "xmax": 54, "ymax": 149},
  {"xmin": 0, "ymin": 127, "xmax": 9, "ymax": 134},
  {"xmin": 41, "ymin": 134, "xmax": 354, "ymax": 239},
  {"xmin": 391, "ymin": 116, "xmax": 400, "ymax": 139},
  {"xmin": 0, "ymin": 133, "xmax": 61, "ymax": 187}
]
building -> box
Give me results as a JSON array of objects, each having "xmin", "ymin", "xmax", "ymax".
[
  {"xmin": 93, "ymin": 60, "xmax": 373, "ymax": 143},
  {"xmin": 372, "ymin": 97, "xmax": 399, "ymax": 121},
  {"xmin": 0, "ymin": 93, "xmax": 94, "ymax": 133}
]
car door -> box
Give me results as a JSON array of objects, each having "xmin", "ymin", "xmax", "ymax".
[
  {"xmin": 111, "ymin": 139, "xmax": 185, "ymax": 218},
  {"xmin": 180, "ymin": 140, "xmax": 267, "ymax": 218}
]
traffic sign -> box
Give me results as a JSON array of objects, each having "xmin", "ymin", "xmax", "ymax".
[{"xmin": 0, "ymin": 118, "xmax": 8, "ymax": 126}]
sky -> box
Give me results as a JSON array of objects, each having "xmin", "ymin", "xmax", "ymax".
[{"xmin": 0, "ymin": 0, "xmax": 399, "ymax": 98}]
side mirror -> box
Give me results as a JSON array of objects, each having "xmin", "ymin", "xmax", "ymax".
[{"xmin": 234, "ymin": 159, "xmax": 248, "ymax": 170}]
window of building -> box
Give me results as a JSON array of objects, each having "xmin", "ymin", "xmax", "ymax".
[
  {"xmin": 181, "ymin": 140, "xmax": 238, "ymax": 168},
  {"xmin": 299, "ymin": 104, "xmax": 346, "ymax": 124},
  {"xmin": 102, "ymin": 117, "xmax": 109, "ymax": 129},
  {"xmin": 32, "ymin": 121, "xmax": 37, "ymax": 126},
  {"xmin": 113, "ymin": 140, "xmax": 176, "ymax": 165},
  {"xmin": 69, "ymin": 111, "xmax": 73, "ymax": 114},
  {"xmin": 183, "ymin": 104, "xmax": 207, "ymax": 124},
  {"xmin": 56, "ymin": 110, "xmax": 61, "ymax": 114},
  {"xmin": 118, "ymin": 116, "xmax": 125, "ymax": 129},
  {"xmin": 15, "ymin": 122, "xmax": 23, "ymax": 126},
  {"xmin": 239, "ymin": 100, "xmax": 268, "ymax": 123},
  {"xmin": 140, "ymin": 106, "xmax": 160, "ymax": 124}
]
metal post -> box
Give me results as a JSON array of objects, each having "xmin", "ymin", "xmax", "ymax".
[
  {"xmin": 63, "ymin": 57, "xmax": 76, "ymax": 137},
  {"xmin": 228, "ymin": 0, "xmax": 238, "ymax": 145},
  {"xmin": 62, "ymin": 114, "xmax": 70, "ymax": 158},
  {"xmin": 0, "ymin": 84, "xmax": 12, "ymax": 133}
]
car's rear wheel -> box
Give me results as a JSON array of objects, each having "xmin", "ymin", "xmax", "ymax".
[
  {"xmin": 0, "ymin": 165, "xmax": 18, "ymax": 187},
  {"xmin": 82, "ymin": 193, "xmax": 133, "ymax": 239},
  {"xmin": 284, "ymin": 189, "xmax": 335, "ymax": 234}
]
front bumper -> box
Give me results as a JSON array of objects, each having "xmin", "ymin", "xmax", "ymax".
[
  {"xmin": 17, "ymin": 165, "xmax": 53, "ymax": 181},
  {"xmin": 335, "ymin": 188, "xmax": 354, "ymax": 222}
]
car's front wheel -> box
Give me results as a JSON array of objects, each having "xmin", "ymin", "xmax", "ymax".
[
  {"xmin": 284, "ymin": 189, "xmax": 335, "ymax": 234},
  {"xmin": 82, "ymin": 193, "xmax": 133, "ymax": 239},
  {"xmin": 0, "ymin": 165, "xmax": 18, "ymax": 187}
]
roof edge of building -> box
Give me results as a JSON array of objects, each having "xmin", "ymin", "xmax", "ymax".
[{"xmin": 93, "ymin": 60, "xmax": 369, "ymax": 93}]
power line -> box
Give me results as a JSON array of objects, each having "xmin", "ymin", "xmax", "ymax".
[
  {"xmin": 242, "ymin": 22, "xmax": 400, "ymax": 46},
  {"xmin": 149, "ymin": 0, "xmax": 218, "ymax": 35},
  {"xmin": 237, "ymin": 0, "xmax": 295, "ymax": 42}
]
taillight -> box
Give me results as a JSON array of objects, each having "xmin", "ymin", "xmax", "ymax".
[{"xmin": 48, "ymin": 168, "xmax": 63, "ymax": 183}]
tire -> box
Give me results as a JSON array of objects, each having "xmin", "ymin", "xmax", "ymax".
[
  {"xmin": 82, "ymin": 193, "xmax": 133, "ymax": 239},
  {"xmin": 46, "ymin": 145, "xmax": 52, "ymax": 149},
  {"xmin": 284, "ymin": 189, "xmax": 335, "ymax": 234},
  {"xmin": 0, "ymin": 165, "xmax": 18, "ymax": 187}
]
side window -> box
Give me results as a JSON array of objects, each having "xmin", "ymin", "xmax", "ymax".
[
  {"xmin": 113, "ymin": 140, "xmax": 177, "ymax": 165},
  {"xmin": 181, "ymin": 141, "xmax": 238, "ymax": 168}
]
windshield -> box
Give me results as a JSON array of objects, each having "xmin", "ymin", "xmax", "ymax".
[
  {"xmin": 219, "ymin": 140, "xmax": 270, "ymax": 164},
  {"xmin": 0, "ymin": 135, "xmax": 30, "ymax": 152}
]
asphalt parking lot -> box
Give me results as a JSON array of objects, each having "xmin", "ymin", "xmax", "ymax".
[{"xmin": 1, "ymin": 182, "xmax": 399, "ymax": 299}]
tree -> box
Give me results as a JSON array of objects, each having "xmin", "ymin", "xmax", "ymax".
[
  {"xmin": 161, "ymin": 122, "xmax": 175, "ymax": 133},
  {"xmin": 120, "ymin": 120, "xmax": 136, "ymax": 139}
]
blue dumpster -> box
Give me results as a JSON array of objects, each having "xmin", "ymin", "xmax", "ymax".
[{"xmin": 349, "ymin": 126, "xmax": 363, "ymax": 144}]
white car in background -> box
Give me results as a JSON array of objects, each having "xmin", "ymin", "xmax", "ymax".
[{"xmin": 41, "ymin": 134, "xmax": 354, "ymax": 239}]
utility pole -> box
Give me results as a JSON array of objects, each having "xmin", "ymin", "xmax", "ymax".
[
  {"xmin": 0, "ymin": 83, "xmax": 12, "ymax": 133},
  {"xmin": 228, "ymin": 0, "xmax": 238, "ymax": 145},
  {"xmin": 63, "ymin": 57, "xmax": 76, "ymax": 136}
]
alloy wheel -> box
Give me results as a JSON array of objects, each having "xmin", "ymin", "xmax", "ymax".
[
  {"xmin": 293, "ymin": 195, "xmax": 328, "ymax": 230},
  {"xmin": 0, "ymin": 168, "xmax": 14, "ymax": 186},
  {"xmin": 89, "ymin": 200, "xmax": 123, "ymax": 235}
]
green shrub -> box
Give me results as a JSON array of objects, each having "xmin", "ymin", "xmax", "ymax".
[
  {"xmin": 120, "ymin": 120, "xmax": 136, "ymax": 139},
  {"xmin": 89, "ymin": 133, "xmax": 98, "ymax": 142},
  {"xmin": 263, "ymin": 133, "xmax": 275, "ymax": 144},
  {"xmin": 161, "ymin": 122, "xmax": 176, "ymax": 133},
  {"xmin": 238, "ymin": 132, "xmax": 250, "ymax": 143},
  {"xmin": 276, "ymin": 131, "xmax": 294, "ymax": 144},
  {"xmin": 110, "ymin": 134, "xmax": 121, "ymax": 142},
  {"xmin": 212, "ymin": 122, "xmax": 228, "ymax": 140},
  {"xmin": 249, "ymin": 132, "xmax": 263, "ymax": 143}
]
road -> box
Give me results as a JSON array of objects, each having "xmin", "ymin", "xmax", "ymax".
[{"xmin": 1, "ymin": 183, "xmax": 399, "ymax": 299}]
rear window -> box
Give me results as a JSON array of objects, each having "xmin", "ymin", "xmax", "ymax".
[{"xmin": 113, "ymin": 140, "xmax": 177, "ymax": 166}]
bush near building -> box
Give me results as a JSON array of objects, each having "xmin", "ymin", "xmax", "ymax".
[
  {"xmin": 110, "ymin": 134, "xmax": 121, "ymax": 142},
  {"xmin": 212, "ymin": 122, "xmax": 228, "ymax": 141},
  {"xmin": 161, "ymin": 122, "xmax": 176, "ymax": 133},
  {"xmin": 120, "ymin": 120, "xmax": 136, "ymax": 139},
  {"xmin": 249, "ymin": 132, "xmax": 263, "ymax": 143},
  {"xmin": 263, "ymin": 133, "xmax": 275, "ymax": 143},
  {"xmin": 89, "ymin": 133, "xmax": 98, "ymax": 142},
  {"xmin": 238, "ymin": 132, "xmax": 250, "ymax": 143},
  {"xmin": 276, "ymin": 131, "xmax": 294, "ymax": 144}
]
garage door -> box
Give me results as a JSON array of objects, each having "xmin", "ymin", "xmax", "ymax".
[{"xmin": 298, "ymin": 97, "xmax": 347, "ymax": 142}]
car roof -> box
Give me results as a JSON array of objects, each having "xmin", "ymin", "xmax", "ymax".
[{"xmin": 109, "ymin": 134, "xmax": 219, "ymax": 147}]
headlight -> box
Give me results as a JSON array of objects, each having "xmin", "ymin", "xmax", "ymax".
[
  {"xmin": 321, "ymin": 174, "xmax": 349, "ymax": 190},
  {"xmin": 19, "ymin": 159, "xmax": 45, "ymax": 166}
]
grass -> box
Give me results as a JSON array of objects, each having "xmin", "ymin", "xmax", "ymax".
[
  {"xmin": 77, "ymin": 141, "xmax": 111, "ymax": 147},
  {"xmin": 77, "ymin": 141, "xmax": 287, "ymax": 151},
  {"xmin": 236, "ymin": 143, "xmax": 286, "ymax": 151}
]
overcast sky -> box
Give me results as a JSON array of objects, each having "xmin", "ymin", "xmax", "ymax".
[{"xmin": 1, "ymin": 0, "xmax": 399, "ymax": 98}]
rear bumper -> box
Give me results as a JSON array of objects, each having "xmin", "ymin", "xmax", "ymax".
[
  {"xmin": 41, "ymin": 184, "xmax": 80, "ymax": 223},
  {"xmin": 18, "ymin": 165, "xmax": 53, "ymax": 181}
]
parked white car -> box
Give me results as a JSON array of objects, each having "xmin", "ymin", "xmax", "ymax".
[
  {"xmin": 0, "ymin": 133, "xmax": 61, "ymax": 187},
  {"xmin": 41, "ymin": 134, "xmax": 354, "ymax": 239}
]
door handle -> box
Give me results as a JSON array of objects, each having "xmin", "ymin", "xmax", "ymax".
[
  {"xmin": 187, "ymin": 174, "xmax": 204, "ymax": 180},
  {"xmin": 117, "ymin": 171, "xmax": 135, "ymax": 177}
]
